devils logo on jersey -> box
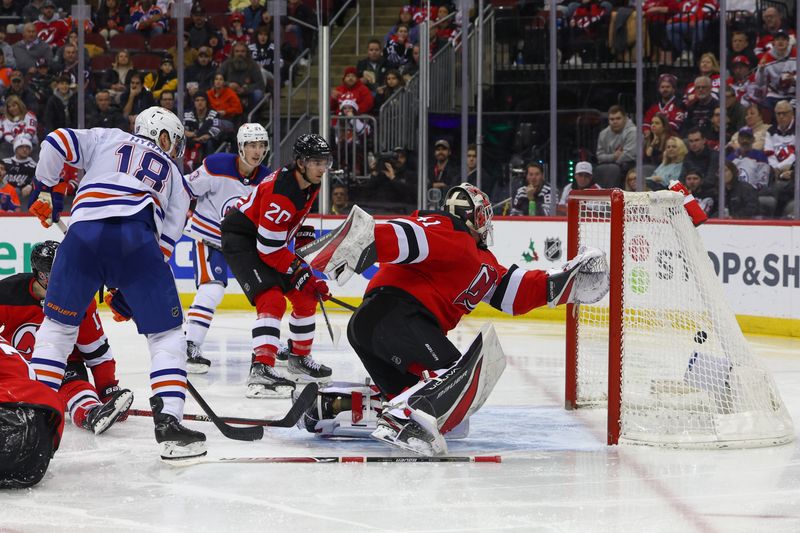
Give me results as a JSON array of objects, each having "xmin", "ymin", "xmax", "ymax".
[
  {"xmin": 453, "ymin": 264, "xmax": 498, "ymax": 311},
  {"xmin": 11, "ymin": 323, "xmax": 39, "ymax": 359}
]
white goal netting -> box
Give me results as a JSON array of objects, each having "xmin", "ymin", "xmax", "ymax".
[{"xmin": 571, "ymin": 190, "xmax": 793, "ymax": 448}]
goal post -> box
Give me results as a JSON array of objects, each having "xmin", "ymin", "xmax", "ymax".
[{"xmin": 565, "ymin": 189, "xmax": 794, "ymax": 448}]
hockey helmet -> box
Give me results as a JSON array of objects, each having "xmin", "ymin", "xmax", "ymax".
[
  {"xmin": 445, "ymin": 183, "xmax": 494, "ymax": 247},
  {"xmin": 30, "ymin": 240, "xmax": 59, "ymax": 289},
  {"xmin": 134, "ymin": 106, "xmax": 185, "ymax": 158},
  {"xmin": 237, "ymin": 123, "xmax": 270, "ymax": 167},
  {"xmin": 292, "ymin": 134, "xmax": 332, "ymax": 168}
]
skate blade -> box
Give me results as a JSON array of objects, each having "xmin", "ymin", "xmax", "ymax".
[
  {"xmin": 93, "ymin": 390, "xmax": 135, "ymax": 435},
  {"xmin": 186, "ymin": 362, "xmax": 210, "ymax": 374},
  {"xmin": 246, "ymin": 384, "xmax": 294, "ymax": 399},
  {"xmin": 159, "ymin": 441, "xmax": 207, "ymax": 462},
  {"xmin": 370, "ymin": 426, "xmax": 435, "ymax": 457}
]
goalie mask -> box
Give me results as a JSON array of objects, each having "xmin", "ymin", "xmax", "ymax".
[
  {"xmin": 444, "ymin": 183, "xmax": 494, "ymax": 247},
  {"xmin": 237, "ymin": 123, "xmax": 270, "ymax": 168},
  {"xmin": 134, "ymin": 106, "xmax": 185, "ymax": 158}
]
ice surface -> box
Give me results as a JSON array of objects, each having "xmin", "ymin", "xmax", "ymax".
[{"xmin": 2, "ymin": 312, "xmax": 800, "ymax": 533}]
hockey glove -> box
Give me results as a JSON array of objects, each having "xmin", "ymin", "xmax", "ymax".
[
  {"xmin": 29, "ymin": 190, "xmax": 53, "ymax": 228},
  {"xmin": 290, "ymin": 264, "xmax": 331, "ymax": 301},
  {"xmin": 546, "ymin": 246, "xmax": 609, "ymax": 308},
  {"xmin": 295, "ymin": 225, "xmax": 316, "ymax": 249},
  {"xmin": 104, "ymin": 288, "xmax": 133, "ymax": 322}
]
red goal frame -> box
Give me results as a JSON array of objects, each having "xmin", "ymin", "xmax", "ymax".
[{"xmin": 564, "ymin": 189, "xmax": 625, "ymax": 445}]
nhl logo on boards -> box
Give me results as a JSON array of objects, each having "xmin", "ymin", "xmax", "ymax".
[{"xmin": 544, "ymin": 237, "xmax": 562, "ymax": 261}]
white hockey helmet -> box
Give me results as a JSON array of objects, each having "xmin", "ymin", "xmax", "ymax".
[
  {"xmin": 237, "ymin": 123, "xmax": 270, "ymax": 166},
  {"xmin": 445, "ymin": 183, "xmax": 494, "ymax": 247},
  {"xmin": 134, "ymin": 106, "xmax": 185, "ymax": 157}
]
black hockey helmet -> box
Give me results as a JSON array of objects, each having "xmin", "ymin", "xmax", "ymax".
[
  {"xmin": 30, "ymin": 240, "xmax": 59, "ymax": 288},
  {"xmin": 293, "ymin": 134, "xmax": 332, "ymax": 164},
  {"xmin": 0, "ymin": 405, "xmax": 56, "ymax": 489}
]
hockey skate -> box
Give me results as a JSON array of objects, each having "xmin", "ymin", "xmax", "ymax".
[
  {"xmin": 82, "ymin": 389, "xmax": 134, "ymax": 435},
  {"xmin": 150, "ymin": 396, "xmax": 207, "ymax": 461},
  {"xmin": 287, "ymin": 353, "xmax": 332, "ymax": 383},
  {"xmin": 186, "ymin": 341, "xmax": 211, "ymax": 374},
  {"xmin": 371, "ymin": 409, "xmax": 447, "ymax": 457},
  {"xmin": 246, "ymin": 362, "xmax": 296, "ymax": 398}
]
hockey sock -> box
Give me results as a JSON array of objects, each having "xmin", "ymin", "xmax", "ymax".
[
  {"xmin": 88, "ymin": 360, "xmax": 118, "ymax": 396},
  {"xmin": 61, "ymin": 379, "xmax": 101, "ymax": 428},
  {"xmin": 287, "ymin": 292, "xmax": 316, "ymax": 356},
  {"xmin": 252, "ymin": 288, "xmax": 286, "ymax": 366},
  {"xmin": 147, "ymin": 327, "xmax": 188, "ymax": 419},
  {"xmin": 186, "ymin": 282, "xmax": 225, "ymax": 346},
  {"xmin": 31, "ymin": 317, "xmax": 80, "ymax": 391}
]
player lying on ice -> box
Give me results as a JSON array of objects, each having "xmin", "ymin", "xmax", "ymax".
[
  {"xmin": 0, "ymin": 241, "xmax": 133, "ymax": 435},
  {"xmin": 296, "ymin": 183, "xmax": 610, "ymax": 456},
  {"xmin": 0, "ymin": 334, "xmax": 64, "ymax": 488}
]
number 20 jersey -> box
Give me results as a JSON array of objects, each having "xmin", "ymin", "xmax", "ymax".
[
  {"xmin": 368, "ymin": 211, "xmax": 549, "ymax": 333},
  {"xmin": 36, "ymin": 128, "xmax": 190, "ymax": 259}
]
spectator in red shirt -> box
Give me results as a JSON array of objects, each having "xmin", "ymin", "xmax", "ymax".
[
  {"xmin": 331, "ymin": 66, "xmax": 374, "ymax": 115},
  {"xmin": 643, "ymin": 73, "xmax": 686, "ymax": 135}
]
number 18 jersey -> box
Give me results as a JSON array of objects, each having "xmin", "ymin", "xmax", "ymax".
[{"xmin": 36, "ymin": 128, "xmax": 190, "ymax": 259}]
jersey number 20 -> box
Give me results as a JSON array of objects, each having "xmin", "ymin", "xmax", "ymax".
[{"xmin": 116, "ymin": 144, "xmax": 170, "ymax": 192}]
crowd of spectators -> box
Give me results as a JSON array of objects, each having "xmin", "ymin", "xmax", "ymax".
[{"xmin": 0, "ymin": 0, "xmax": 320, "ymax": 213}]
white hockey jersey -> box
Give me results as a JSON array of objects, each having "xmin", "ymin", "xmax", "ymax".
[
  {"xmin": 36, "ymin": 127, "xmax": 190, "ymax": 259},
  {"xmin": 184, "ymin": 152, "xmax": 270, "ymax": 249}
]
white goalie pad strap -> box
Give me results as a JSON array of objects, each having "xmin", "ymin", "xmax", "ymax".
[
  {"xmin": 313, "ymin": 381, "xmax": 382, "ymax": 438},
  {"xmin": 298, "ymin": 205, "xmax": 376, "ymax": 286},
  {"xmin": 385, "ymin": 323, "xmax": 506, "ymax": 435}
]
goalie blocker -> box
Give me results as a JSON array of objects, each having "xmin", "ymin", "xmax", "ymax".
[{"xmin": 302, "ymin": 183, "xmax": 610, "ymax": 455}]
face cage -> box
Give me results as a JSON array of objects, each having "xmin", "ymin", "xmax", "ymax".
[{"xmin": 473, "ymin": 200, "xmax": 494, "ymax": 247}]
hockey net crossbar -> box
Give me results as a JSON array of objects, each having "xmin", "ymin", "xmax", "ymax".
[{"xmin": 565, "ymin": 189, "xmax": 793, "ymax": 448}]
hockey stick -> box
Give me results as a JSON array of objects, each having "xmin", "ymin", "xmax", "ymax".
[
  {"xmin": 132, "ymin": 381, "xmax": 319, "ymax": 429},
  {"xmin": 183, "ymin": 455, "xmax": 502, "ymax": 465},
  {"xmin": 328, "ymin": 295, "xmax": 358, "ymax": 312},
  {"xmin": 186, "ymin": 380, "xmax": 264, "ymax": 440},
  {"xmin": 317, "ymin": 294, "xmax": 341, "ymax": 347}
]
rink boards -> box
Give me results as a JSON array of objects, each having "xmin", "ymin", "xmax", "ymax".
[{"xmin": 0, "ymin": 214, "xmax": 798, "ymax": 336}]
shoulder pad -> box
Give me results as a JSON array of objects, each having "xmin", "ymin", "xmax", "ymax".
[{"xmin": 203, "ymin": 153, "xmax": 238, "ymax": 178}]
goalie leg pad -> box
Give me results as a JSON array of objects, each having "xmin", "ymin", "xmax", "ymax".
[
  {"xmin": 299, "ymin": 205, "xmax": 376, "ymax": 285},
  {"xmin": 384, "ymin": 323, "xmax": 506, "ymax": 435}
]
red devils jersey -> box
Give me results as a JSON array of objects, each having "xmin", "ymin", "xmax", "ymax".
[
  {"xmin": 0, "ymin": 335, "xmax": 64, "ymax": 448},
  {"xmin": 0, "ymin": 273, "xmax": 111, "ymax": 363},
  {"xmin": 235, "ymin": 167, "xmax": 320, "ymax": 274},
  {"xmin": 367, "ymin": 211, "xmax": 548, "ymax": 333}
]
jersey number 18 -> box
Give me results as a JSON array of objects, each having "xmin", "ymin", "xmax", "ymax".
[{"xmin": 116, "ymin": 144, "xmax": 170, "ymax": 193}]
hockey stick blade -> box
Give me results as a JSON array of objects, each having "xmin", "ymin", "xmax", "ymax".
[
  {"xmin": 182, "ymin": 455, "xmax": 502, "ymax": 465},
  {"xmin": 186, "ymin": 380, "xmax": 264, "ymax": 441},
  {"xmin": 129, "ymin": 382, "xmax": 319, "ymax": 429}
]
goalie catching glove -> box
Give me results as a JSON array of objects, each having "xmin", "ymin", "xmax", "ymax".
[{"xmin": 546, "ymin": 245, "xmax": 609, "ymax": 308}]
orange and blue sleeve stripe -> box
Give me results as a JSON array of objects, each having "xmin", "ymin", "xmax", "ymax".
[{"xmin": 44, "ymin": 128, "xmax": 81, "ymax": 166}]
